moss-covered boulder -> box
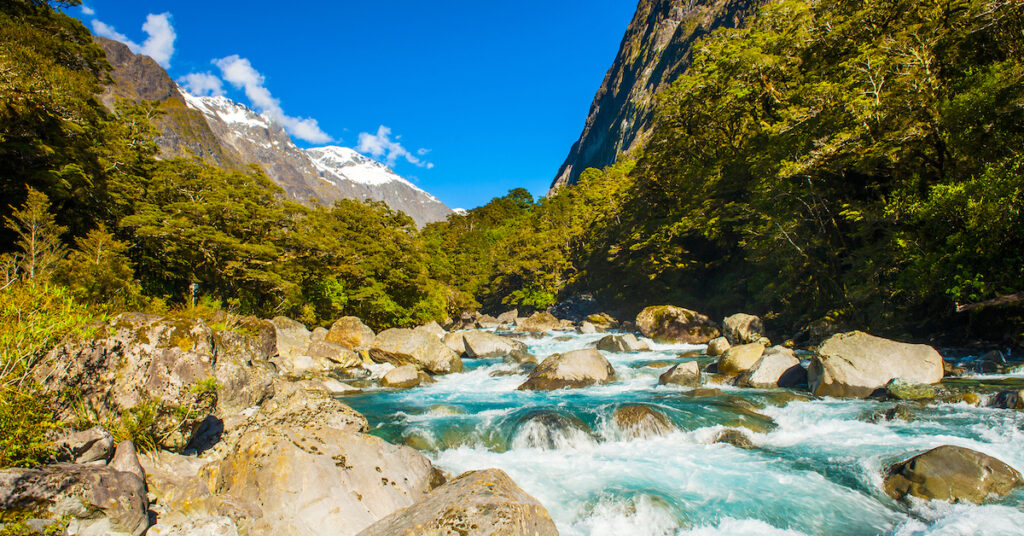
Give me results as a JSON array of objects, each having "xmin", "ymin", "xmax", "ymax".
[
  {"xmin": 884, "ymin": 445, "xmax": 1023, "ymax": 503},
  {"xmin": 612, "ymin": 404, "xmax": 676, "ymax": 439},
  {"xmin": 636, "ymin": 305, "xmax": 720, "ymax": 343}
]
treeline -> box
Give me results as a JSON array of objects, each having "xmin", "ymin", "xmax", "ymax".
[
  {"xmin": 0, "ymin": 0, "xmax": 447, "ymax": 331},
  {"xmin": 427, "ymin": 0, "xmax": 1024, "ymax": 344}
]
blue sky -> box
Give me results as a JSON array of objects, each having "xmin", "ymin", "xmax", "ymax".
[{"xmin": 70, "ymin": 1, "xmax": 638, "ymax": 210}]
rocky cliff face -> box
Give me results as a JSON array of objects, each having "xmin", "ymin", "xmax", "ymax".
[
  {"xmin": 96, "ymin": 38, "xmax": 452, "ymax": 227},
  {"xmin": 551, "ymin": 0, "xmax": 759, "ymax": 190}
]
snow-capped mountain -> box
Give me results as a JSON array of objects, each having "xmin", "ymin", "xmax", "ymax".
[{"xmin": 178, "ymin": 91, "xmax": 452, "ymax": 226}]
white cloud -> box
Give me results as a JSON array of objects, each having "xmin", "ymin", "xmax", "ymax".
[
  {"xmin": 179, "ymin": 72, "xmax": 225, "ymax": 97},
  {"xmin": 213, "ymin": 55, "xmax": 332, "ymax": 144},
  {"xmin": 80, "ymin": 4, "xmax": 95, "ymax": 15},
  {"xmin": 91, "ymin": 13, "xmax": 176, "ymax": 69},
  {"xmin": 357, "ymin": 126, "xmax": 433, "ymax": 169}
]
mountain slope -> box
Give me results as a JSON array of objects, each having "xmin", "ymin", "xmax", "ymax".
[{"xmin": 551, "ymin": 0, "xmax": 759, "ymax": 190}]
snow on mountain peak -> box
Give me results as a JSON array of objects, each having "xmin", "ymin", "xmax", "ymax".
[
  {"xmin": 306, "ymin": 146, "xmax": 409, "ymax": 188},
  {"xmin": 180, "ymin": 88, "xmax": 271, "ymax": 130}
]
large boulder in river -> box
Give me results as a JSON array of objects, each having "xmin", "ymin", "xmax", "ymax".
[
  {"xmin": 381, "ymin": 365, "xmax": 425, "ymax": 389},
  {"xmin": 635, "ymin": 305, "xmax": 720, "ymax": 344},
  {"xmin": 516, "ymin": 311, "xmax": 563, "ymax": 332},
  {"xmin": 462, "ymin": 331, "xmax": 529, "ymax": 358},
  {"xmin": 518, "ymin": 349, "xmax": 616, "ymax": 391},
  {"xmin": 658, "ymin": 361, "xmax": 701, "ymax": 387},
  {"xmin": 722, "ymin": 313, "xmax": 765, "ymax": 345},
  {"xmin": 718, "ymin": 342, "xmax": 766, "ymax": 377},
  {"xmin": 808, "ymin": 331, "xmax": 944, "ymax": 398},
  {"xmin": 883, "ymin": 445, "xmax": 1023, "ymax": 503},
  {"xmin": 0, "ymin": 464, "xmax": 149, "ymax": 536},
  {"xmin": 596, "ymin": 333, "xmax": 650, "ymax": 353},
  {"xmin": 357, "ymin": 468, "xmax": 559, "ymax": 536},
  {"xmin": 370, "ymin": 329, "xmax": 463, "ymax": 374},
  {"xmin": 738, "ymin": 347, "xmax": 806, "ymax": 389},
  {"xmin": 442, "ymin": 331, "xmax": 468, "ymax": 356},
  {"xmin": 326, "ymin": 316, "xmax": 376, "ymax": 350},
  {"xmin": 612, "ymin": 404, "xmax": 675, "ymax": 439}
]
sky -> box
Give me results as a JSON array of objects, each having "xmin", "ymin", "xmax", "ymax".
[{"xmin": 69, "ymin": 1, "xmax": 639, "ymax": 210}]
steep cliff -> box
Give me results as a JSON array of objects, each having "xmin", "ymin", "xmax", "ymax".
[{"xmin": 551, "ymin": 0, "xmax": 759, "ymax": 190}]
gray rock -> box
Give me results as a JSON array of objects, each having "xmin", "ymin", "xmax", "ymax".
[
  {"xmin": 370, "ymin": 329, "xmax": 463, "ymax": 374},
  {"xmin": 0, "ymin": 464, "xmax": 149, "ymax": 536},
  {"xmin": 357, "ymin": 468, "xmax": 558, "ymax": 536},
  {"xmin": 414, "ymin": 321, "xmax": 446, "ymax": 340},
  {"xmin": 884, "ymin": 445, "xmax": 1023, "ymax": 503},
  {"xmin": 326, "ymin": 316, "xmax": 376, "ymax": 350},
  {"xmin": 658, "ymin": 361, "xmax": 701, "ymax": 387},
  {"xmin": 738, "ymin": 347, "xmax": 805, "ymax": 388},
  {"xmin": 596, "ymin": 333, "xmax": 650, "ymax": 353},
  {"xmin": 808, "ymin": 331, "xmax": 944, "ymax": 398},
  {"xmin": 577, "ymin": 321, "xmax": 599, "ymax": 334},
  {"xmin": 516, "ymin": 312, "xmax": 563, "ymax": 332},
  {"xmin": 496, "ymin": 310, "xmax": 519, "ymax": 325},
  {"xmin": 305, "ymin": 340, "xmax": 361, "ymax": 368},
  {"xmin": 382, "ymin": 365, "xmax": 422, "ymax": 388},
  {"xmin": 271, "ymin": 316, "xmax": 311, "ymax": 360},
  {"xmin": 109, "ymin": 441, "xmax": 146, "ymax": 484},
  {"xmin": 635, "ymin": 305, "xmax": 720, "ymax": 344},
  {"xmin": 517, "ymin": 349, "xmax": 616, "ymax": 391},
  {"xmin": 989, "ymin": 390, "xmax": 1024, "ymax": 410},
  {"xmin": 475, "ymin": 314, "xmax": 501, "ymax": 329},
  {"xmin": 442, "ymin": 332, "xmax": 468, "ymax": 356},
  {"xmin": 462, "ymin": 331, "xmax": 528, "ymax": 358},
  {"xmin": 55, "ymin": 426, "xmax": 114, "ymax": 464},
  {"xmin": 706, "ymin": 337, "xmax": 731, "ymax": 357},
  {"xmin": 722, "ymin": 313, "xmax": 765, "ymax": 345}
]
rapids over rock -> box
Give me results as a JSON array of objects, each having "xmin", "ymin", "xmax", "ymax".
[{"xmin": 343, "ymin": 329, "xmax": 1024, "ymax": 536}]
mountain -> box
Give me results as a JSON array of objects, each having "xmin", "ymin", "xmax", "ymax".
[
  {"xmin": 95, "ymin": 37, "xmax": 452, "ymax": 227},
  {"xmin": 551, "ymin": 0, "xmax": 759, "ymax": 190}
]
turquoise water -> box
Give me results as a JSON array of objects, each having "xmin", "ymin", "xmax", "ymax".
[{"xmin": 345, "ymin": 331, "xmax": 1024, "ymax": 536}]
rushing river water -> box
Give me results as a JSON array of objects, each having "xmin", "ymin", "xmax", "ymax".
[{"xmin": 345, "ymin": 330, "xmax": 1024, "ymax": 536}]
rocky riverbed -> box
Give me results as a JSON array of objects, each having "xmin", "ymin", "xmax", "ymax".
[{"xmin": 2, "ymin": 307, "xmax": 1023, "ymax": 535}]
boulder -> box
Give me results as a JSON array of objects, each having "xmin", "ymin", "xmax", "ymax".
[
  {"xmin": 517, "ymin": 349, "xmax": 616, "ymax": 391},
  {"xmin": 310, "ymin": 327, "xmax": 329, "ymax": 342},
  {"xmin": 990, "ymin": 390, "xmax": 1024, "ymax": 410},
  {"xmin": 414, "ymin": 321, "xmax": 446, "ymax": 340},
  {"xmin": 714, "ymin": 429, "xmax": 755, "ymax": 449},
  {"xmin": 382, "ymin": 365, "xmax": 423, "ymax": 389},
  {"xmin": 718, "ymin": 342, "xmax": 766, "ymax": 377},
  {"xmin": 54, "ymin": 426, "xmax": 114, "ymax": 464},
  {"xmin": 305, "ymin": 340, "xmax": 362, "ymax": 368},
  {"xmin": 885, "ymin": 378, "xmax": 936, "ymax": 400},
  {"xmin": 320, "ymin": 378, "xmax": 362, "ymax": 395},
  {"xmin": 475, "ymin": 314, "xmax": 501, "ymax": 329},
  {"xmin": 211, "ymin": 316, "xmax": 278, "ymax": 414},
  {"xmin": 370, "ymin": 329, "xmax": 463, "ymax": 375},
  {"xmin": 706, "ymin": 337, "xmax": 731, "ymax": 357},
  {"xmin": 883, "ymin": 445, "xmax": 1023, "ymax": 503},
  {"xmin": 635, "ymin": 306, "xmax": 720, "ymax": 344},
  {"xmin": 326, "ymin": 316, "xmax": 376, "ymax": 350},
  {"xmin": 596, "ymin": 333, "xmax": 649, "ymax": 353},
  {"xmin": 357, "ymin": 468, "xmax": 558, "ymax": 536},
  {"xmin": 612, "ymin": 404, "xmax": 675, "ymax": 439},
  {"xmin": 658, "ymin": 362, "xmax": 701, "ymax": 387},
  {"xmin": 587, "ymin": 313, "xmax": 618, "ymax": 330},
  {"xmin": 868, "ymin": 405, "xmax": 916, "ymax": 423},
  {"xmin": 271, "ymin": 316, "xmax": 311, "ymax": 360},
  {"xmin": 808, "ymin": 331, "xmax": 944, "ymax": 398},
  {"xmin": 496, "ymin": 310, "xmax": 519, "ymax": 325},
  {"xmin": 722, "ymin": 313, "xmax": 765, "ymax": 345},
  {"xmin": 577, "ymin": 321, "xmax": 599, "ymax": 334},
  {"xmin": 109, "ymin": 441, "xmax": 146, "ymax": 484},
  {"xmin": 516, "ymin": 312, "xmax": 563, "ymax": 332},
  {"xmin": 462, "ymin": 331, "xmax": 529, "ymax": 358},
  {"xmin": 0, "ymin": 464, "xmax": 149, "ymax": 536},
  {"xmin": 40, "ymin": 314, "xmax": 226, "ymax": 452},
  {"xmin": 442, "ymin": 332, "xmax": 468, "ymax": 356},
  {"xmin": 737, "ymin": 347, "xmax": 806, "ymax": 388}
]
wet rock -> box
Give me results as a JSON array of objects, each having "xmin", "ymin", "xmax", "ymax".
[
  {"xmin": 414, "ymin": 321, "xmax": 446, "ymax": 340},
  {"xmin": 513, "ymin": 411, "xmax": 592, "ymax": 449},
  {"xmin": 596, "ymin": 333, "xmax": 650, "ymax": 353},
  {"xmin": 989, "ymin": 390, "xmax": 1024, "ymax": 410},
  {"xmin": 271, "ymin": 316, "xmax": 311, "ymax": 360},
  {"xmin": 0, "ymin": 464, "xmax": 149, "ymax": 536},
  {"xmin": 587, "ymin": 313, "xmax": 618, "ymax": 330},
  {"xmin": 326, "ymin": 316, "xmax": 376, "ymax": 350},
  {"xmin": 808, "ymin": 331, "xmax": 944, "ymax": 398},
  {"xmin": 943, "ymin": 360, "xmax": 967, "ymax": 377},
  {"xmin": 761, "ymin": 391, "xmax": 812, "ymax": 407},
  {"xmin": 738, "ymin": 347, "xmax": 805, "ymax": 388},
  {"xmin": 612, "ymin": 404, "xmax": 675, "ymax": 439},
  {"xmin": 868, "ymin": 404, "xmax": 916, "ymax": 423},
  {"xmin": 883, "ymin": 445, "xmax": 1023, "ymax": 503},
  {"xmin": 946, "ymin": 392, "xmax": 982, "ymax": 406},
  {"xmin": 462, "ymin": 331, "xmax": 529, "ymax": 358},
  {"xmin": 577, "ymin": 321, "xmax": 599, "ymax": 334},
  {"xmin": 381, "ymin": 365, "xmax": 424, "ymax": 389},
  {"xmin": 886, "ymin": 378, "xmax": 937, "ymax": 400},
  {"xmin": 357, "ymin": 468, "xmax": 559, "ymax": 536},
  {"xmin": 707, "ymin": 337, "xmax": 731, "ymax": 357},
  {"xmin": 722, "ymin": 313, "xmax": 765, "ymax": 345},
  {"xmin": 718, "ymin": 342, "xmax": 766, "ymax": 377},
  {"xmin": 370, "ymin": 329, "xmax": 463, "ymax": 375},
  {"xmin": 714, "ymin": 429, "xmax": 755, "ymax": 449},
  {"xmin": 636, "ymin": 305, "xmax": 720, "ymax": 344},
  {"xmin": 658, "ymin": 362, "xmax": 701, "ymax": 387},
  {"xmin": 517, "ymin": 312, "xmax": 563, "ymax": 332},
  {"xmin": 54, "ymin": 426, "xmax": 114, "ymax": 464},
  {"xmin": 517, "ymin": 349, "xmax": 616, "ymax": 391},
  {"xmin": 640, "ymin": 361, "xmax": 674, "ymax": 369}
]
